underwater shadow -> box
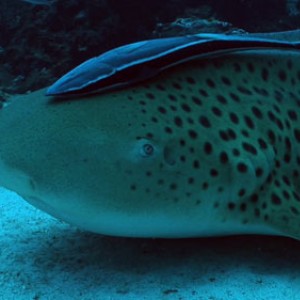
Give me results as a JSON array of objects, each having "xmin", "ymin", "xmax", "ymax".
[{"xmin": 30, "ymin": 228, "xmax": 300, "ymax": 279}]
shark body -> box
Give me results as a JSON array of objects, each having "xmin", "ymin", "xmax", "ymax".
[{"xmin": 1, "ymin": 48, "xmax": 300, "ymax": 239}]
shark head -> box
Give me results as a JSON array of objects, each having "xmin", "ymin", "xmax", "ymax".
[{"xmin": 1, "ymin": 63, "xmax": 223, "ymax": 237}]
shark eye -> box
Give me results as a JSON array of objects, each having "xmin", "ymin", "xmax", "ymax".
[{"xmin": 141, "ymin": 143, "xmax": 154, "ymax": 157}]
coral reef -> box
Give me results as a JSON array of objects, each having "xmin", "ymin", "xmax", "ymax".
[
  {"xmin": 0, "ymin": 0, "xmax": 299, "ymax": 95},
  {"xmin": 286, "ymin": 0, "xmax": 300, "ymax": 15}
]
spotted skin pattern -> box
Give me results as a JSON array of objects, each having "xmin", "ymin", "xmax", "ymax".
[
  {"xmin": 132, "ymin": 50, "xmax": 300, "ymax": 239},
  {"xmin": 1, "ymin": 49, "xmax": 300, "ymax": 238}
]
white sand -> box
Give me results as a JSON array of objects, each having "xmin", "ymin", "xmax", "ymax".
[{"xmin": 1, "ymin": 187, "xmax": 300, "ymax": 300}]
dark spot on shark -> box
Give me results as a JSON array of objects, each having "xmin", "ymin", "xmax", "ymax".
[
  {"xmin": 271, "ymin": 193, "xmax": 282, "ymax": 205},
  {"xmin": 186, "ymin": 76, "xmax": 196, "ymax": 84},
  {"xmin": 219, "ymin": 151, "xmax": 229, "ymax": 164},
  {"xmin": 229, "ymin": 112, "xmax": 239, "ymax": 124},
  {"xmin": 229, "ymin": 92, "xmax": 241, "ymax": 102},
  {"xmin": 211, "ymin": 106, "xmax": 222, "ymax": 117},
  {"xmin": 288, "ymin": 110, "xmax": 298, "ymax": 121},
  {"xmin": 261, "ymin": 68, "xmax": 269, "ymax": 81},
  {"xmin": 228, "ymin": 202, "xmax": 236, "ymax": 210},
  {"xmin": 181, "ymin": 103, "xmax": 191, "ymax": 112},
  {"xmin": 172, "ymin": 82, "xmax": 182, "ymax": 90},
  {"xmin": 251, "ymin": 106, "xmax": 263, "ymax": 119},
  {"xmin": 206, "ymin": 78, "xmax": 216, "ymax": 88},
  {"xmin": 247, "ymin": 62, "xmax": 255, "ymax": 73},
  {"xmin": 164, "ymin": 126, "xmax": 173, "ymax": 134},
  {"xmin": 193, "ymin": 160, "xmax": 200, "ymax": 169},
  {"xmin": 253, "ymin": 86, "xmax": 269, "ymax": 96},
  {"xmin": 244, "ymin": 116, "xmax": 255, "ymax": 129},
  {"xmin": 168, "ymin": 94, "xmax": 177, "ymax": 102},
  {"xmin": 146, "ymin": 92, "xmax": 155, "ymax": 100},
  {"xmin": 294, "ymin": 129, "xmax": 300, "ymax": 143},
  {"xmin": 221, "ymin": 76, "xmax": 232, "ymax": 85},
  {"xmin": 192, "ymin": 96, "xmax": 202, "ymax": 106},
  {"xmin": 204, "ymin": 142, "xmax": 213, "ymax": 155},
  {"xmin": 188, "ymin": 177, "xmax": 194, "ymax": 185},
  {"xmin": 151, "ymin": 116, "xmax": 158, "ymax": 123},
  {"xmin": 188, "ymin": 129, "xmax": 198, "ymax": 139},
  {"xmin": 130, "ymin": 184, "xmax": 137, "ymax": 191},
  {"xmin": 278, "ymin": 70, "xmax": 287, "ymax": 82},
  {"xmin": 242, "ymin": 142, "xmax": 258, "ymax": 155},
  {"xmin": 291, "ymin": 206, "xmax": 300, "ymax": 215},
  {"xmin": 237, "ymin": 86, "xmax": 253, "ymax": 96},
  {"xmin": 199, "ymin": 89, "xmax": 208, "ymax": 97},
  {"xmin": 174, "ymin": 116, "xmax": 183, "ymax": 127},
  {"xmin": 210, "ymin": 169, "xmax": 218, "ymax": 177},
  {"xmin": 216, "ymin": 95, "xmax": 228, "ymax": 105},
  {"xmin": 199, "ymin": 116, "xmax": 211, "ymax": 128},
  {"xmin": 155, "ymin": 84, "xmax": 165, "ymax": 91},
  {"xmin": 237, "ymin": 162, "xmax": 248, "ymax": 173},
  {"xmin": 158, "ymin": 106, "xmax": 167, "ymax": 114}
]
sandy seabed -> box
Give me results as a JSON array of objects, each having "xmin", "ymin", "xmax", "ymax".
[{"xmin": 1, "ymin": 187, "xmax": 300, "ymax": 300}]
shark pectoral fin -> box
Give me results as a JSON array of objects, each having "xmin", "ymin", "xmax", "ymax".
[
  {"xmin": 261, "ymin": 183, "xmax": 300, "ymax": 239},
  {"xmin": 228, "ymin": 143, "xmax": 276, "ymax": 201},
  {"xmin": 245, "ymin": 144, "xmax": 300, "ymax": 240}
]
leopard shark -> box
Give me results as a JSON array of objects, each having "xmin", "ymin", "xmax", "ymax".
[{"xmin": 1, "ymin": 32, "xmax": 300, "ymax": 239}]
